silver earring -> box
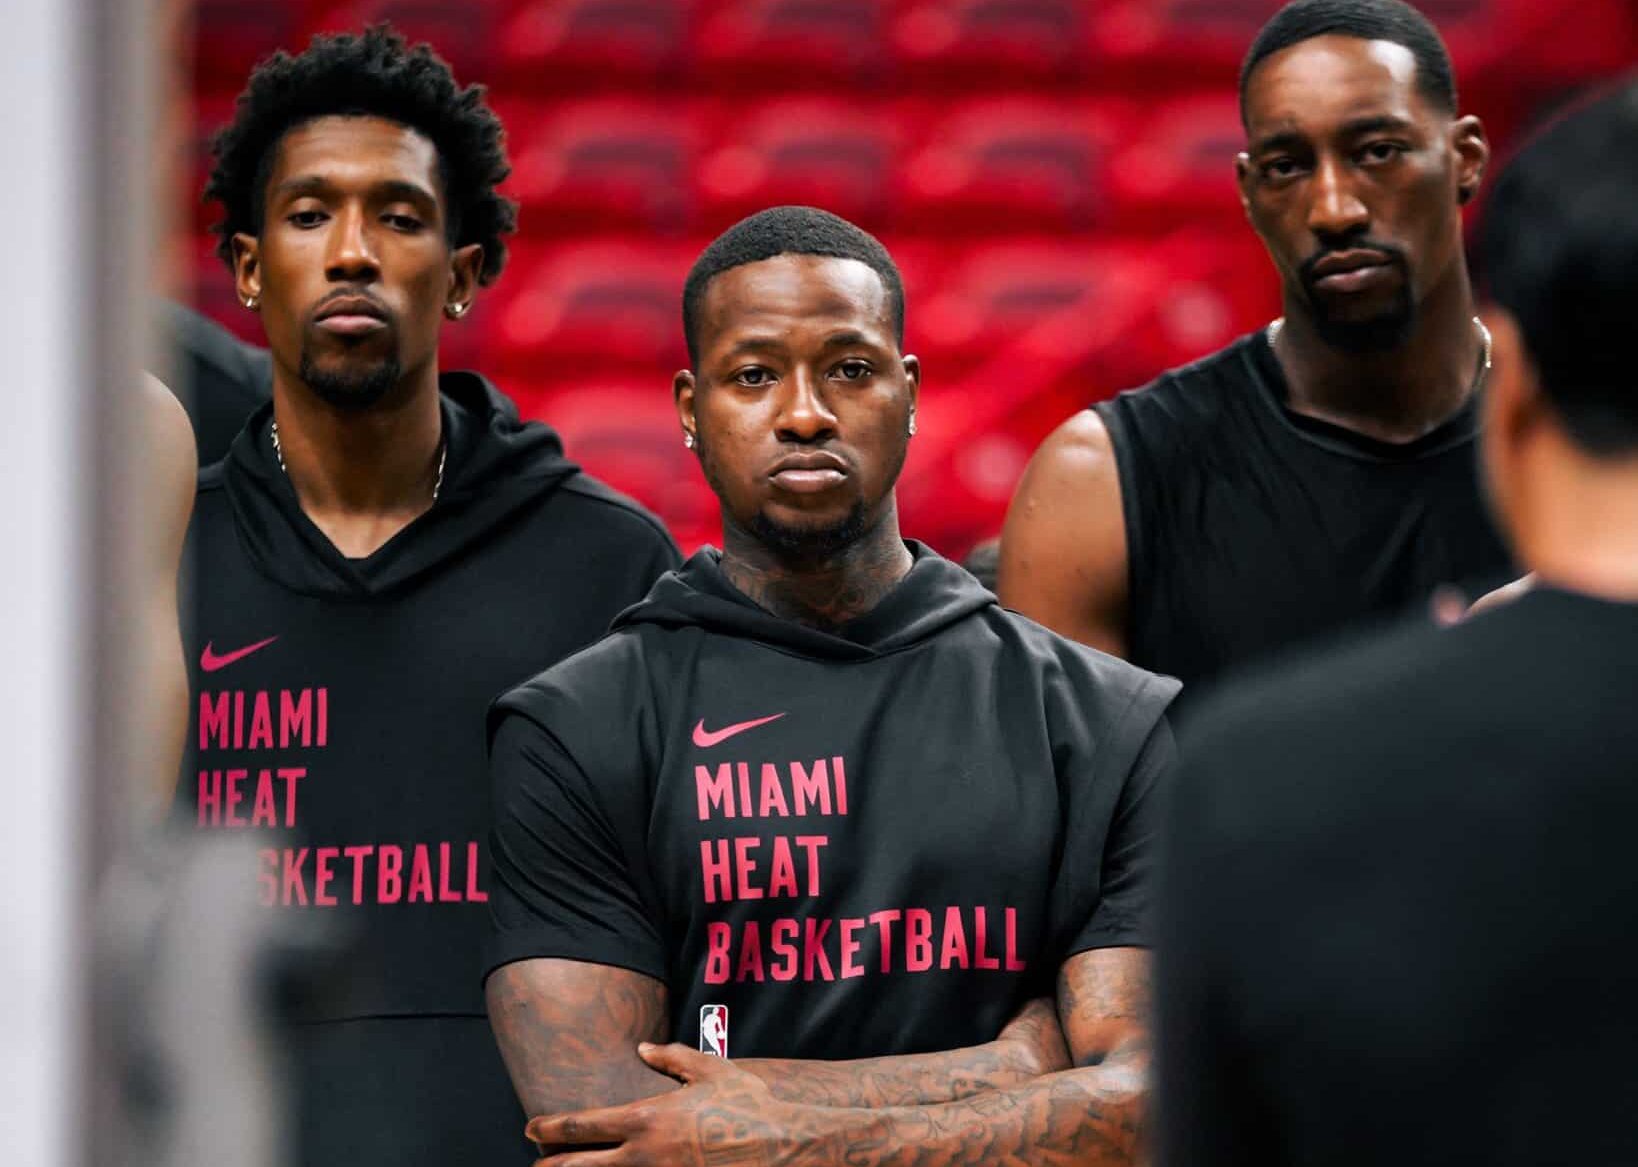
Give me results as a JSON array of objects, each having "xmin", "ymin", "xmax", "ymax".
[
  {"xmin": 445, "ymin": 302, "xmax": 468, "ymax": 319},
  {"xmin": 683, "ymin": 433, "xmax": 696, "ymax": 449},
  {"xmin": 243, "ymin": 295, "xmax": 259, "ymax": 310},
  {"xmin": 908, "ymin": 409, "xmax": 917, "ymax": 437}
]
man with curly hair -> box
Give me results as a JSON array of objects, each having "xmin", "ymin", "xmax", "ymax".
[{"xmin": 177, "ymin": 27, "xmax": 678, "ymax": 1165}]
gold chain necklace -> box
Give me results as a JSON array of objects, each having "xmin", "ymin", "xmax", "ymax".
[{"xmin": 270, "ymin": 419, "xmax": 446, "ymax": 502}]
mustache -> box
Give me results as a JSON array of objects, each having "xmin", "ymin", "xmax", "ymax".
[{"xmin": 1298, "ymin": 241, "xmax": 1408, "ymax": 285}]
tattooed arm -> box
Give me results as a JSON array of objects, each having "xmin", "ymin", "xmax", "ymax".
[
  {"xmin": 736, "ymin": 996, "xmax": 1070, "ymax": 1107},
  {"xmin": 485, "ymin": 958, "xmax": 678, "ymax": 1119},
  {"xmin": 528, "ymin": 945, "xmax": 1151, "ymax": 1165}
]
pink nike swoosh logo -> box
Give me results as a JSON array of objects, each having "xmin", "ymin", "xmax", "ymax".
[
  {"xmin": 200, "ymin": 636, "xmax": 279, "ymax": 673},
  {"xmin": 692, "ymin": 713, "xmax": 786, "ymax": 748}
]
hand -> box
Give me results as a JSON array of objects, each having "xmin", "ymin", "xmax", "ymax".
[
  {"xmin": 526, "ymin": 1042, "xmax": 833, "ymax": 1166},
  {"xmin": 996, "ymin": 997, "xmax": 1072, "ymax": 1078}
]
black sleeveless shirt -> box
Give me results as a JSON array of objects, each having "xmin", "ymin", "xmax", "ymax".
[{"xmin": 1094, "ymin": 329, "xmax": 1514, "ymax": 692}]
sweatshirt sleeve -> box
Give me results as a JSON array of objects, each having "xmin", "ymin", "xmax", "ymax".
[{"xmin": 484, "ymin": 697, "xmax": 668, "ymax": 985}]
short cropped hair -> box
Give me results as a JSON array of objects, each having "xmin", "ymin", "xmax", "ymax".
[
  {"xmin": 1481, "ymin": 80, "xmax": 1638, "ymax": 456},
  {"xmin": 682, "ymin": 206, "xmax": 905, "ymax": 367},
  {"xmin": 205, "ymin": 25, "xmax": 517, "ymax": 285},
  {"xmin": 1239, "ymin": 0, "xmax": 1457, "ymax": 126}
]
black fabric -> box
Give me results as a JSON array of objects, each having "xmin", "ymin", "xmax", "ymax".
[
  {"xmin": 160, "ymin": 301, "xmax": 272, "ymax": 467},
  {"xmin": 1095, "ymin": 330, "xmax": 1514, "ymax": 694},
  {"xmin": 1157, "ymin": 588, "xmax": 1638, "ymax": 1167},
  {"xmin": 487, "ymin": 543, "xmax": 1179, "ymax": 1060},
  {"xmin": 178, "ymin": 374, "xmax": 680, "ymax": 1167}
]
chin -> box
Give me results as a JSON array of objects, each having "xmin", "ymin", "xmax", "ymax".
[{"xmin": 749, "ymin": 503, "xmax": 870, "ymax": 558}]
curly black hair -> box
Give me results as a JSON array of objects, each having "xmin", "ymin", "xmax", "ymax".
[{"xmin": 204, "ymin": 25, "xmax": 516, "ymax": 285}]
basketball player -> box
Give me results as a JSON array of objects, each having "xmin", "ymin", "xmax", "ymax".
[
  {"xmin": 1000, "ymin": 0, "xmax": 1513, "ymax": 691},
  {"xmin": 485, "ymin": 207, "xmax": 1178, "ymax": 1165},
  {"xmin": 179, "ymin": 29, "xmax": 677, "ymax": 1166},
  {"xmin": 1157, "ymin": 80, "xmax": 1638, "ymax": 1166}
]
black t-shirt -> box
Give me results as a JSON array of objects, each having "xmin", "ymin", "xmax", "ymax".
[
  {"xmin": 1157, "ymin": 588, "xmax": 1638, "ymax": 1167},
  {"xmin": 487, "ymin": 544, "xmax": 1179, "ymax": 1059},
  {"xmin": 179, "ymin": 375, "xmax": 679, "ymax": 1167},
  {"xmin": 1095, "ymin": 330, "xmax": 1514, "ymax": 694}
]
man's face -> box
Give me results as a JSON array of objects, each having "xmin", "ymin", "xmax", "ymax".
[
  {"xmin": 675, "ymin": 254, "xmax": 919, "ymax": 558},
  {"xmin": 233, "ymin": 115, "xmax": 478, "ymax": 408},
  {"xmin": 1236, "ymin": 36, "xmax": 1485, "ymax": 352}
]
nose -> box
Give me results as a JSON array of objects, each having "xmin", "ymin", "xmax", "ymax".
[
  {"xmin": 324, "ymin": 204, "xmax": 380, "ymax": 283},
  {"xmin": 1306, "ymin": 155, "xmax": 1370, "ymax": 241},
  {"xmin": 775, "ymin": 366, "xmax": 838, "ymax": 443}
]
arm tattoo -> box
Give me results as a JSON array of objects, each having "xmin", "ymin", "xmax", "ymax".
[
  {"xmin": 485, "ymin": 958, "xmax": 677, "ymax": 1118},
  {"xmin": 738, "ymin": 999, "xmax": 1070, "ymax": 1107}
]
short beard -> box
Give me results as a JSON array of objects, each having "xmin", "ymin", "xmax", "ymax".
[
  {"xmin": 748, "ymin": 503, "xmax": 872, "ymax": 560},
  {"xmin": 1299, "ymin": 250, "xmax": 1415, "ymax": 354},
  {"xmin": 298, "ymin": 348, "xmax": 403, "ymax": 411}
]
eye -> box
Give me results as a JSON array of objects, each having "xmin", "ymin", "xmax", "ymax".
[
  {"xmin": 1261, "ymin": 156, "xmax": 1304, "ymax": 181},
  {"xmin": 288, "ymin": 209, "xmax": 328, "ymax": 228},
  {"xmin": 384, "ymin": 212, "xmax": 424, "ymax": 232},
  {"xmin": 833, "ymin": 359, "xmax": 873, "ymax": 382},
  {"xmin": 1359, "ymin": 141, "xmax": 1407, "ymax": 165},
  {"xmin": 733, "ymin": 366, "xmax": 775, "ymax": 388}
]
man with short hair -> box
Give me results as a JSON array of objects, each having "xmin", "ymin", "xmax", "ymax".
[
  {"xmin": 1000, "ymin": 0, "xmax": 1513, "ymax": 694},
  {"xmin": 484, "ymin": 206, "xmax": 1178, "ymax": 1165},
  {"xmin": 1156, "ymin": 81, "xmax": 1638, "ymax": 1166},
  {"xmin": 179, "ymin": 28, "xmax": 678, "ymax": 1166}
]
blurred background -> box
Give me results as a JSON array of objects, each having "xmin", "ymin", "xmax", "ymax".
[{"xmin": 176, "ymin": 0, "xmax": 1638, "ymax": 560}]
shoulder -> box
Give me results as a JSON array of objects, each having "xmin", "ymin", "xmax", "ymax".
[
  {"xmin": 990, "ymin": 606, "xmax": 1180, "ymax": 733},
  {"xmin": 551, "ymin": 471, "xmax": 679, "ymax": 558},
  {"xmin": 1100, "ymin": 336, "xmax": 1259, "ymax": 432},
  {"xmin": 494, "ymin": 626, "xmax": 655, "ymax": 732}
]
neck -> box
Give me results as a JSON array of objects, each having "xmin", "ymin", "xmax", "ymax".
[
  {"xmin": 720, "ymin": 505, "xmax": 914, "ymax": 630},
  {"xmin": 271, "ymin": 363, "xmax": 442, "ymax": 515},
  {"xmin": 1517, "ymin": 450, "xmax": 1638, "ymax": 605},
  {"xmin": 1273, "ymin": 264, "xmax": 1484, "ymax": 444}
]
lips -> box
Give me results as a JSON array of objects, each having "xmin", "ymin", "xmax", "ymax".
[
  {"xmin": 768, "ymin": 451, "xmax": 849, "ymax": 494},
  {"xmin": 314, "ymin": 297, "xmax": 389, "ymax": 335},
  {"xmin": 1309, "ymin": 249, "xmax": 1397, "ymax": 293}
]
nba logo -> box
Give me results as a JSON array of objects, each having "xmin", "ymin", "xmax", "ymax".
[{"xmin": 699, "ymin": 1005, "xmax": 729, "ymax": 1059}]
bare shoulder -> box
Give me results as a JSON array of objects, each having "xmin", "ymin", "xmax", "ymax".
[
  {"xmin": 999, "ymin": 409, "xmax": 1130, "ymax": 656},
  {"xmin": 139, "ymin": 373, "xmax": 197, "ymax": 486}
]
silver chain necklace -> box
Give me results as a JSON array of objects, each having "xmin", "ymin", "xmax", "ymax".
[
  {"xmin": 270, "ymin": 419, "xmax": 447, "ymax": 503},
  {"xmin": 1266, "ymin": 314, "xmax": 1494, "ymax": 387}
]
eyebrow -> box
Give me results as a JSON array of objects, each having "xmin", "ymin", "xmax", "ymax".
[
  {"xmin": 1251, "ymin": 114, "xmax": 1418, "ymax": 154},
  {"xmin": 271, "ymin": 176, "xmax": 439, "ymax": 208}
]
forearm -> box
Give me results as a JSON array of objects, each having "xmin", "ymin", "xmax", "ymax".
[
  {"xmin": 803, "ymin": 1054, "xmax": 1146, "ymax": 1167},
  {"xmin": 738, "ymin": 996, "xmax": 1067, "ymax": 1107}
]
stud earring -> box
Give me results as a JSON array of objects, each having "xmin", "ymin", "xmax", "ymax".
[
  {"xmin": 445, "ymin": 302, "xmax": 468, "ymax": 319},
  {"xmin": 243, "ymin": 295, "xmax": 259, "ymax": 310},
  {"xmin": 908, "ymin": 408, "xmax": 917, "ymax": 437},
  {"xmin": 683, "ymin": 433, "xmax": 696, "ymax": 449}
]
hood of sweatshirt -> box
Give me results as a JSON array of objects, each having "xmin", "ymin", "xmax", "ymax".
[
  {"xmin": 613, "ymin": 540, "xmax": 996, "ymax": 660},
  {"xmin": 216, "ymin": 371, "xmax": 580, "ymax": 598}
]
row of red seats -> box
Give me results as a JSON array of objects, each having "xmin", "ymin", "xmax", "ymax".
[
  {"xmin": 185, "ymin": 90, "xmax": 1255, "ymax": 237},
  {"xmin": 194, "ymin": 0, "xmax": 1634, "ymax": 100}
]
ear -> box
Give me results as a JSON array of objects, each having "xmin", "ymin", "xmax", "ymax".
[
  {"xmin": 901, "ymin": 353, "xmax": 921, "ymax": 415},
  {"xmin": 1234, "ymin": 152, "xmax": 1256, "ymax": 218},
  {"xmin": 231, "ymin": 233, "xmax": 262, "ymax": 308},
  {"xmin": 1477, "ymin": 307, "xmax": 1541, "ymax": 538},
  {"xmin": 1451, "ymin": 115, "xmax": 1489, "ymax": 206},
  {"xmin": 674, "ymin": 368, "xmax": 698, "ymax": 448},
  {"xmin": 446, "ymin": 243, "xmax": 484, "ymax": 318}
]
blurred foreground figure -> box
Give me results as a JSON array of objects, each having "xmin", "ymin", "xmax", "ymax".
[
  {"xmin": 1157, "ymin": 80, "xmax": 1638, "ymax": 1167},
  {"xmin": 178, "ymin": 27, "xmax": 676, "ymax": 1166},
  {"xmin": 1001, "ymin": 0, "xmax": 1513, "ymax": 697}
]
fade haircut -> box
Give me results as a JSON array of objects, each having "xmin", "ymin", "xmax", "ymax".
[
  {"xmin": 205, "ymin": 25, "xmax": 517, "ymax": 285},
  {"xmin": 1239, "ymin": 0, "xmax": 1458, "ymax": 126},
  {"xmin": 1481, "ymin": 80, "xmax": 1638, "ymax": 456},
  {"xmin": 682, "ymin": 206, "xmax": 905, "ymax": 367}
]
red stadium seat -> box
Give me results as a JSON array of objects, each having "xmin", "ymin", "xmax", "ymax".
[
  {"xmin": 1106, "ymin": 93, "xmax": 1246, "ymax": 234},
  {"xmin": 1090, "ymin": 0, "xmax": 1283, "ymax": 93},
  {"xmin": 496, "ymin": 0, "xmax": 693, "ymax": 90},
  {"xmin": 899, "ymin": 99, "xmax": 1129, "ymax": 233},
  {"xmin": 191, "ymin": 0, "xmax": 303, "ymax": 89},
  {"xmin": 692, "ymin": 0, "xmax": 889, "ymax": 85},
  {"xmin": 891, "ymin": 0, "xmax": 1091, "ymax": 86},
  {"xmin": 305, "ymin": 0, "xmax": 511, "ymax": 83},
  {"xmin": 483, "ymin": 241, "xmax": 695, "ymax": 377},
  {"xmin": 697, "ymin": 99, "xmax": 903, "ymax": 228},
  {"xmin": 500, "ymin": 99, "xmax": 701, "ymax": 233}
]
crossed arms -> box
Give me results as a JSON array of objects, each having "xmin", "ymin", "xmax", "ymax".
[{"xmin": 485, "ymin": 944, "xmax": 1149, "ymax": 1166}]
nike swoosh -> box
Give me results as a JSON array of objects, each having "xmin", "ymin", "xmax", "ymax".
[
  {"xmin": 692, "ymin": 713, "xmax": 786, "ymax": 749},
  {"xmin": 200, "ymin": 636, "xmax": 279, "ymax": 673}
]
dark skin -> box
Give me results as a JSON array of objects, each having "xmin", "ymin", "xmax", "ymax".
[
  {"xmin": 232, "ymin": 114, "xmax": 483, "ymax": 559},
  {"xmin": 487, "ymin": 255, "xmax": 1151, "ymax": 1164},
  {"xmin": 998, "ymin": 34, "xmax": 1490, "ymax": 656}
]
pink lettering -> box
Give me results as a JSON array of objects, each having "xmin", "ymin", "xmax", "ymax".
[
  {"xmin": 840, "ymin": 918, "xmax": 865, "ymax": 979},
  {"xmin": 803, "ymin": 917, "xmax": 834, "ymax": 981},
  {"xmin": 704, "ymin": 922, "xmax": 731, "ymax": 984},
  {"xmin": 407, "ymin": 845, "xmax": 435, "ymax": 903},
  {"xmin": 313, "ymin": 847, "xmax": 339, "ymax": 906},
  {"xmin": 869, "ymin": 909, "xmax": 902, "ymax": 973},
  {"xmin": 282, "ymin": 848, "xmax": 309, "ymax": 906},
  {"xmin": 277, "ymin": 767, "xmax": 305, "ymax": 827},
  {"xmin": 735, "ymin": 921, "xmax": 765, "ymax": 983},
  {"xmin": 465, "ymin": 842, "xmax": 488, "ymax": 902},
  {"xmin": 378, "ymin": 845, "xmax": 403, "ymax": 903},
  {"xmin": 257, "ymin": 848, "xmax": 278, "ymax": 906},
  {"xmin": 199, "ymin": 692, "xmax": 230, "ymax": 750},
  {"xmin": 317, "ymin": 687, "xmax": 328, "ymax": 747},
  {"xmin": 696, "ymin": 763, "xmax": 735, "ymax": 821},
  {"xmin": 344, "ymin": 845, "xmax": 373, "ymax": 904},
  {"xmin": 1005, "ymin": 907, "xmax": 1026, "ymax": 971},
  {"xmin": 758, "ymin": 763, "xmax": 791, "ymax": 817},
  {"xmin": 700, "ymin": 839, "xmax": 731, "ymax": 903},
  {"xmin": 249, "ymin": 769, "xmax": 278, "ymax": 827},
  {"xmin": 733, "ymin": 837, "xmax": 763, "ymax": 900},
  {"xmin": 736, "ymin": 762, "xmax": 752, "ymax": 817},
  {"xmin": 973, "ymin": 907, "xmax": 1001, "ymax": 970},
  {"xmin": 833, "ymin": 756, "xmax": 847, "ymax": 815},
  {"xmin": 233, "ymin": 691, "xmax": 244, "ymax": 749},
  {"xmin": 769, "ymin": 919, "xmax": 798, "ymax": 982},
  {"xmin": 794, "ymin": 835, "xmax": 827, "ymax": 895},
  {"xmin": 906, "ymin": 908, "xmax": 933, "ymax": 972},
  {"xmin": 279, "ymin": 689, "xmax": 312, "ymax": 747},
  {"xmin": 225, "ymin": 768, "xmax": 248, "ymax": 827},
  {"xmin": 940, "ymin": 906, "xmax": 970, "ymax": 970},
  {"xmin": 438, "ymin": 842, "xmax": 462, "ymax": 902},
  {"xmin": 767, "ymin": 836, "xmax": 798, "ymax": 898},
  {"xmin": 196, "ymin": 770, "xmax": 220, "ymax": 826},
  {"xmin": 248, "ymin": 691, "xmax": 274, "ymax": 750},
  {"xmin": 791, "ymin": 759, "xmax": 832, "ymax": 816}
]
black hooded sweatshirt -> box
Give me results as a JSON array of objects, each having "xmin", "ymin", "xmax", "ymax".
[
  {"xmin": 486, "ymin": 543, "xmax": 1179, "ymax": 1061},
  {"xmin": 179, "ymin": 373, "xmax": 679, "ymax": 1167}
]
